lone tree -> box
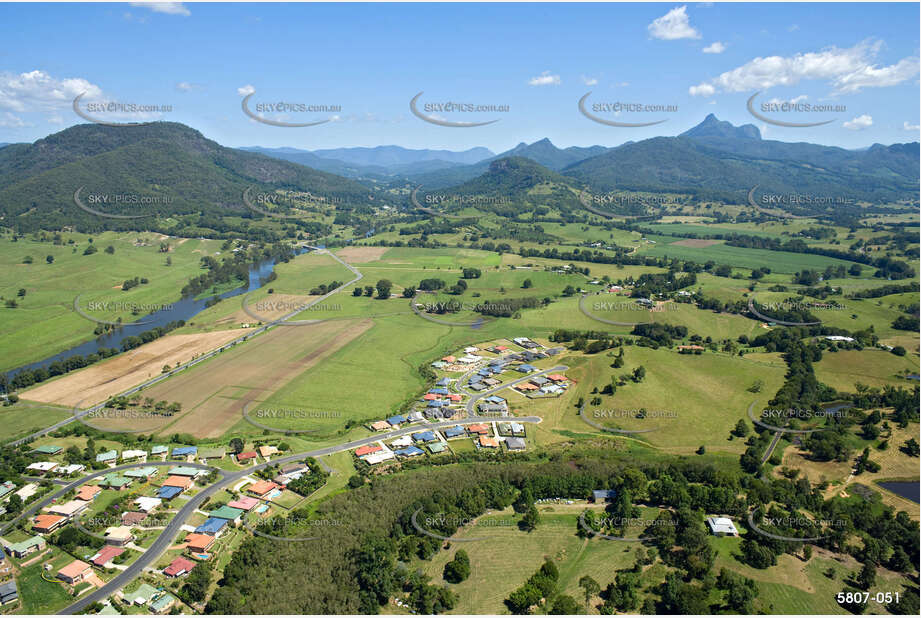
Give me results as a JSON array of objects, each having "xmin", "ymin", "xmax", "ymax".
[
  {"xmin": 443, "ymin": 549, "xmax": 471, "ymax": 583},
  {"xmin": 375, "ymin": 279, "xmax": 392, "ymax": 299}
]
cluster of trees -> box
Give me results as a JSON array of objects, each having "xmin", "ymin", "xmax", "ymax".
[
  {"xmin": 505, "ymin": 559, "xmax": 560, "ymax": 614},
  {"xmin": 631, "ymin": 323, "xmax": 688, "ymax": 347},
  {"xmin": 309, "ymin": 280, "xmax": 343, "ymax": 295},
  {"xmin": 286, "ymin": 459, "xmax": 330, "ymax": 497}
]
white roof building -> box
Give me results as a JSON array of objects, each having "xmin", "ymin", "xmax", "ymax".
[
  {"xmin": 15, "ymin": 483, "xmax": 38, "ymax": 500},
  {"xmin": 364, "ymin": 451, "xmax": 395, "ymax": 465},
  {"xmin": 134, "ymin": 497, "xmax": 162, "ymax": 513},
  {"xmin": 458, "ymin": 355, "xmax": 480, "ymax": 364},
  {"xmin": 57, "ymin": 464, "xmax": 86, "ymax": 475},
  {"xmin": 390, "ymin": 436, "xmax": 413, "ymax": 448},
  {"xmin": 26, "ymin": 462, "xmax": 58, "ymax": 473},
  {"xmin": 706, "ymin": 516, "xmax": 739, "ymax": 536},
  {"xmin": 825, "ymin": 336, "xmax": 855, "ymax": 342},
  {"xmin": 121, "ymin": 449, "xmax": 147, "ymax": 460}
]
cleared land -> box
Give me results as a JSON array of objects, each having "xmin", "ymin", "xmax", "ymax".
[{"xmin": 20, "ymin": 329, "xmax": 243, "ymax": 408}]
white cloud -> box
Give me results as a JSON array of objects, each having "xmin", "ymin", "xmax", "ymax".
[
  {"xmin": 648, "ymin": 6, "xmax": 701, "ymax": 40},
  {"xmin": 903, "ymin": 121, "xmax": 920, "ymax": 131},
  {"xmin": 581, "ymin": 75, "xmax": 598, "ymax": 86},
  {"xmin": 843, "ymin": 114, "xmax": 873, "ymax": 130},
  {"xmin": 176, "ymin": 81, "xmax": 199, "ymax": 92},
  {"xmin": 47, "ymin": 112, "xmax": 64, "ymax": 125},
  {"xmin": 237, "ymin": 84, "xmax": 256, "ymax": 96},
  {"xmin": 129, "ymin": 2, "xmax": 190, "ymax": 16},
  {"xmin": 688, "ymin": 83, "xmax": 715, "ymax": 97},
  {"xmin": 528, "ymin": 71, "xmax": 560, "ymax": 86},
  {"xmin": 0, "ymin": 112, "xmax": 27, "ymax": 127},
  {"xmin": 765, "ymin": 94, "xmax": 808, "ymax": 105},
  {"xmin": 788, "ymin": 24, "xmax": 800, "ymax": 32},
  {"xmin": 688, "ymin": 40, "xmax": 920, "ymax": 96},
  {"xmin": 0, "ymin": 70, "xmax": 103, "ymax": 112},
  {"xmin": 702, "ymin": 41, "xmax": 726, "ymax": 54}
]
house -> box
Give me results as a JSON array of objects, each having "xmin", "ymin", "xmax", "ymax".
[
  {"xmin": 706, "ymin": 517, "xmax": 739, "ymax": 537},
  {"xmin": 99, "ymin": 475, "xmax": 132, "ymax": 490},
  {"xmin": 258, "ymin": 445, "xmax": 278, "ymax": 458},
  {"xmin": 428, "ymin": 442, "xmax": 447, "ymax": 454},
  {"xmin": 825, "ymin": 335, "xmax": 855, "ymax": 342},
  {"xmin": 25, "ymin": 461, "xmax": 58, "ymax": 474},
  {"xmin": 184, "ymin": 533, "xmax": 216, "ymax": 553},
  {"xmin": 280, "ymin": 462, "xmax": 309, "ymax": 476},
  {"xmin": 505, "ymin": 437, "xmax": 526, "ymax": 451},
  {"xmin": 124, "ymin": 467, "xmax": 158, "ymax": 480},
  {"xmin": 208, "ymin": 506, "xmax": 243, "ymax": 524},
  {"xmin": 90, "ymin": 545, "xmax": 124, "ymax": 567},
  {"xmin": 122, "ymin": 511, "xmax": 148, "ymax": 526},
  {"xmin": 96, "ymin": 450, "xmax": 118, "ymax": 464},
  {"xmin": 677, "ymin": 345, "xmax": 705, "ymax": 351},
  {"xmin": 547, "ymin": 374, "xmax": 568, "ymax": 382},
  {"xmin": 458, "ymin": 355, "xmax": 479, "ymax": 364},
  {"xmin": 149, "ymin": 593, "xmax": 178, "ymax": 614},
  {"xmin": 33, "ymin": 513, "xmax": 67, "ymax": 533},
  {"xmin": 246, "ymin": 481, "xmax": 280, "ymax": 499},
  {"xmin": 150, "ymin": 445, "xmax": 168, "ymax": 458},
  {"xmin": 96, "ymin": 604, "xmax": 120, "ymax": 615},
  {"xmin": 412, "ymin": 431, "xmax": 437, "ymax": 443},
  {"xmin": 478, "ymin": 402, "xmax": 506, "ymax": 415},
  {"xmin": 57, "ymin": 560, "xmax": 92, "ymax": 585},
  {"xmin": 468, "ymin": 382, "xmax": 486, "ymax": 391},
  {"xmin": 391, "ymin": 435, "xmax": 413, "ymax": 448},
  {"xmin": 478, "ymin": 437, "xmax": 499, "ymax": 448},
  {"xmin": 163, "ymin": 556, "xmax": 197, "ymax": 577},
  {"xmin": 540, "ymin": 384, "xmax": 563, "ymax": 395},
  {"xmin": 394, "ymin": 446, "xmax": 424, "ymax": 458},
  {"xmin": 429, "ymin": 388, "xmax": 450, "ymax": 396},
  {"xmin": 235, "ymin": 451, "xmax": 258, "ymax": 463},
  {"xmin": 515, "ymin": 382, "xmax": 539, "ymax": 392},
  {"xmin": 436, "ymin": 377, "xmax": 451, "ymax": 386},
  {"xmin": 423, "ymin": 393, "xmax": 440, "ymax": 401},
  {"xmin": 466, "ymin": 424, "xmax": 489, "ymax": 435},
  {"xmin": 128, "ymin": 583, "xmax": 159, "ymax": 605},
  {"xmin": 510, "ymin": 422, "xmax": 525, "ymax": 435},
  {"xmin": 370, "ymin": 420, "xmax": 390, "ymax": 431},
  {"xmin": 636, "ymin": 298, "xmax": 654, "ymax": 307},
  {"xmin": 0, "ymin": 481, "xmax": 14, "ymax": 500},
  {"xmin": 387, "ymin": 415, "xmax": 406, "ymax": 426},
  {"xmin": 227, "ymin": 497, "xmax": 260, "ymax": 511},
  {"xmin": 32, "ymin": 445, "xmax": 62, "ymax": 456},
  {"xmin": 364, "ymin": 451, "xmax": 395, "ymax": 465},
  {"xmin": 1, "ymin": 535, "xmax": 45, "ymax": 558},
  {"xmin": 441, "ymin": 355, "xmax": 456, "ymax": 363},
  {"xmin": 355, "ymin": 444, "xmax": 383, "ymax": 458},
  {"xmin": 104, "ymin": 526, "xmax": 134, "ymax": 547},
  {"xmin": 515, "ymin": 364, "xmax": 537, "ymax": 373},
  {"xmin": 407, "ymin": 410, "xmax": 425, "ymax": 422},
  {"xmin": 157, "ymin": 485, "xmax": 184, "ymax": 500},
  {"xmin": 14, "ymin": 483, "xmax": 38, "ymax": 501},
  {"xmin": 168, "ymin": 466, "xmax": 200, "ymax": 477},
  {"xmin": 430, "ymin": 361, "xmax": 447, "ymax": 369},
  {"xmin": 57, "ymin": 464, "xmax": 86, "ymax": 476},
  {"xmin": 171, "ymin": 446, "xmax": 198, "ymax": 458},
  {"xmin": 530, "ymin": 376, "xmax": 550, "ymax": 387},
  {"xmin": 592, "ymin": 489, "xmax": 616, "ymax": 503},
  {"xmin": 194, "ymin": 517, "xmax": 227, "ymax": 537},
  {"xmin": 447, "ymin": 393, "xmax": 463, "ymax": 402},
  {"xmin": 48, "ymin": 500, "xmax": 89, "ymax": 519},
  {"xmin": 0, "ymin": 580, "xmax": 17, "ymax": 606},
  {"xmin": 200, "ymin": 447, "xmax": 226, "ymax": 460},
  {"xmin": 121, "ymin": 449, "xmax": 147, "ymax": 462},
  {"xmin": 162, "ymin": 475, "xmax": 193, "ymax": 490},
  {"xmin": 134, "ymin": 496, "xmax": 162, "ymax": 513},
  {"xmin": 483, "ymin": 377, "xmax": 501, "ymax": 387}
]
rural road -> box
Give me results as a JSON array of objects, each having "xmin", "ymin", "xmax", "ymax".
[
  {"xmin": 58, "ymin": 413, "xmax": 542, "ymax": 614},
  {"xmin": 8, "ymin": 248, "xmax": 360, "ymax": 448}
]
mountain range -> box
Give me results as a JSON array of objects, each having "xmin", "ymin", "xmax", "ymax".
[{"xmin": 0, "ymin": 116, "xmax": 916, "ymax": 232}]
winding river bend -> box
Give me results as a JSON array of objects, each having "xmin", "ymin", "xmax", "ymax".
[{"xmin": 4, "ymin": 248, "xmax": 310, "ymax": 383}]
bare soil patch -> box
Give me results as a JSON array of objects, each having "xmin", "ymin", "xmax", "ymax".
[
  {"xmin": 335, "ymin": 246, "xmax": 388, "ymax": 262},
  {"xmin": 152, "ymin": 318, "xmax": 373, "ymax": 438},
  {"xmin": 20, "ymin": 329, "xmax": 243, "ymax": 407}
]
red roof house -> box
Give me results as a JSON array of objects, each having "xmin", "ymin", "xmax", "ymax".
[
  {"xmin": 163, "ymin": 556, "xmax": 196, "ymax": 577},
  {"xmin": 355, "ymin": 444, "xmax": 383, "ymax": 457},
  {"xmin": 236, "ymin": 451, "xmax": 258, "ymax": 462},
  {"xmin": 91, "ymin": 545, "xmax": 125, "ymax": 567}
]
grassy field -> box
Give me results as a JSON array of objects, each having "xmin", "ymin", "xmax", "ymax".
[
  {"xmin": 0, "ymin": 401, "xmax": 72, "ymax": 442},
  {"xmin": 641, "ymin": 238, "xmax": 864, "ymax": 274},
  {"xmin": 813, "ymin": 349, "xmax": 918, "ymax": 391},
  {"xmin": 0, "ymin": 231, "xmax": 221, "ymax": 371}
]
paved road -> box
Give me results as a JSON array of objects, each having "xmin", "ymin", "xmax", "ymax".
[
  {"xmin": 58, "ymin": 414, "xmax": 543, "ymax": 614},
  {"xmin": 9, "ymin": 248, "xmax": 361, "ymax": 447},
  {"xmin": 464, "ymin": 365, "xmax": 568, "ymax": 416}
]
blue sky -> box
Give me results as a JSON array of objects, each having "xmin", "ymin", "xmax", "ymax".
[{"xmin": 0, "ymin": 2, "xmax": 918, "ymax": 152}]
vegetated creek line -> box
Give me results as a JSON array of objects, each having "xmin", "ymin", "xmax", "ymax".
[{"xmin": 4, "ymin": 247, "xmax": 313, "ymax": 383}]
